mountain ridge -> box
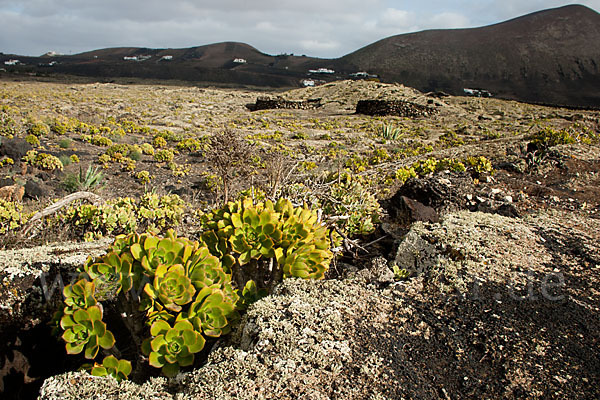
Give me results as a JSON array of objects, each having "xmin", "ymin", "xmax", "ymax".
[{"xmin": 1, "ymin": 4, "xmax": 599, "ymax": 107}]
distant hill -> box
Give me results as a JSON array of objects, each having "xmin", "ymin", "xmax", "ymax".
[
  {"xmin": 1, "ymin": 4, "xmax": 599, "ymax": 108},
  {"xmin": 335, "ymin": 4, "xmax": 600, "ymax": 108}
]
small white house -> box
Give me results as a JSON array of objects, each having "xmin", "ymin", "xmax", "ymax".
[
  {"xmin": 233, "ymin": 58, "xmax": 247, "ymax": 64},
  {"xmin": 4, "ymin": 59, "xmax": 20, "ymax": 66},
  {"xmin": 308, "ymin": 68, "xmax": 334, "ymax": 74},
  {"xmin": 123, "ymin": 56, "xmax": 138, "ymax": 61},
  {"xmin": 302, "ymin": 79, "xmax": 315, "ymax": 87},
  {"xmin": 160, "ymin": 55, "xmax": 173, "ymax": 61}
]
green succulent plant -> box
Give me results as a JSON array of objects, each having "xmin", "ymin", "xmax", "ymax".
[
  {"xmin": 90, "ymin": 355, "xmax": 132, "ymax": 382},
  {"xmin": 180, "ymin": 287, "xmax": 237, "ymax": 338},
  {"xmin": 145, "ymin": 319, "xmax": 205, "ymax": 377},
  {"xmin": 145, "ymin": 264, "xmax": 196, "ymax": 312},
  {"xmin": 60, "ymin": 305, "xmax": 115, "ymax": 359},
  {"xmin": 200, "ymin": 197, "xmax": 333, "ymax": 291},
  {"xmin": 63, "ymin": 279, "xmax": 98, "ymax": 314}
]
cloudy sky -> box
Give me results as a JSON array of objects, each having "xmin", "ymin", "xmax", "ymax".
[{"xmin": 1, "ymin": 1, "xmax": 599, "ymax": 57}]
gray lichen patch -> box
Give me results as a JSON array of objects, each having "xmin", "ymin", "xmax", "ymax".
[
  {"xmin": 0, "ymin": 239, "xmax": 111, "ymax": 326},
  {"xmin": 394, "ymin": 210, "xmax": 553, "ymax": 294},
  {"xmin": 39, "ymin": 371, "xmax": 172, "ymax": 400}
]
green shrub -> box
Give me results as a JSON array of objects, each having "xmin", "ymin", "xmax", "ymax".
[
  {"xmin": 59, "ymin": 154, "xmax": 72, "ymax": 167},
  {"xmin": 176, "ymin": 138, "xmax": 205, "ymax": 152},
  {"xmin": 0, "ymin": 199, "xmax": 25, "ymax": 234},
  {"xmin": 27, "ymin": 121, "xmax": 50, "ymax": 137},
  {"xmin": 57, "ymin": 193, "xmax": 187, "ymax": 238},
  {"xmin": 23, "ymin": 150, "xmax": 64, "ymax": 171},
  {"xmin": 25, "ymin": 134, "xmax": 40, "ymax": 147},
  {"xmin": 50, "ymin": 119, "xmax": 69, "ymax": 135},
  {"xmin": 105, "ymin": 144, "xmax": 132, "ymax": 158},
  {"xmin": 140, "ymin": 143, "xmax": 155, "ymax": 155},
  {"xmin": 129, "ymin": 150, "xmax": 142, "ymax": 161},
  {"xmin": 82, "ymin": 134, "xmax": 113, "ymax": 147},
  {"xmin": 322, "ymin": 174, "xmax": 382, "ymax": 236},
  {"xmin": 152, "ymin": 136, "xmax": 167, "ymax": 148},
  {"xmin": 465, "ymin": 156, "xmax": 494, "ymax": 175},
  {"xmin": 59, "ymin": 138, "xmax": 72, "ymax": 149},
  {"xmin": 136, "ymin": 170, "xmax": 152, "ymax": 185},
  {"xmin": 154, "ymin": 149, "xmax": 174, "ymax": 163},
  {"xmin": 0, "ymin": 113, "xmax": 18, "ymax": 138}
]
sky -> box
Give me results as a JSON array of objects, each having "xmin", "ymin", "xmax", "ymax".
[{"xmin": 1, "ymin": 1, "xmax": 599, "ymax": 58}]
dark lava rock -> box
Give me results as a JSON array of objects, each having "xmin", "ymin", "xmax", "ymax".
[
  {"xmin": 388, "ymin": 195, "xmax": 439, "ymax": 227},
  {"xmin": 389, "ymin": 173, "xmax": 475, "ymax": 214},
  {"xmin": 25, "ymin": 179, "xmax": 50, "ymax": 200},
  {"xmin": 246, "ymin": 97, "xmax": 322, "ymax": 111},
  {"xmin": 0, "ymin": 138, "xmax": 32, "ymax": 160},
  {"xmin": 355, "ymin": 99, "xmax": 437, "ymax": 118},
  {"xmin": 0, "ymin": 178, "xmax": 14, "ymax": 188}
]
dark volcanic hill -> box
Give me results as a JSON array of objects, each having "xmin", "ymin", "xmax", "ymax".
[
  {"xmin": 1, "ymin": 4, "xmax": 599, "ymax": 107},
  {"xmin": 335, "ymin": 4, "xmax": 600, "ymax": 108}
]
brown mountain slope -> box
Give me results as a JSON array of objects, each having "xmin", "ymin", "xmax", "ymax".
[{"xmin": 336, "ymin": 4, "xmax": 600, "ymax": 108}]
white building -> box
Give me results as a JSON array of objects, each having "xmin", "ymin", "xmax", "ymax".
[
  {"xmin": 302, "ymin": 79, "xmax": 315, "ymax": 87},
  {"xmin": 233, "ymin": 58, "xmax": 247, "ymax": 64},
  {"xmin": 160, "ymin": 55, "xmax": 173, "ymax": 61},
  {"xmin": 123, "ymin": 56, "xmax": 138, "ymax": 61},
  {"xmin": 4, "ymin": 59, "xmax": 20, "ymax": 65},
  {"xmin": 308, "ymin": 68, "xmax": 334, "ymax": 74}
]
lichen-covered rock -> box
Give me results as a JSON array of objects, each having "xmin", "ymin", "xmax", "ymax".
[
  {"xmin": 394, "ymin": 211, "xmax": 553, "ymax": 293},
  {"xmin": 39, "ymin": 371, "xmax": 172, "ymax": 400}
]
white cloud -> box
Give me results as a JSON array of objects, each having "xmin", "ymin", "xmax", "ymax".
[
  {"xmin": 299, "ymin": 39, "xmax": 340, "ymax": 52},
  {"xmin": 379, "ymin": 8, "xmax": 415, "ymax": 28},
  {"xmin": 0, "ymin": 1, "xmax": 598, "ymax": 57},
  {"xmin": 425, "ymin": 12, "xmax": 470, "ymax": 29}
]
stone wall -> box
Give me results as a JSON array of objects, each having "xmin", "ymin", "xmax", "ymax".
[
  {"xmin": 246, "ymin": 97, "xmax": 322, "ymax": 111},
  {"xmin": 355, "ymin": 99, "xmax": 436, "ymax": 117}
]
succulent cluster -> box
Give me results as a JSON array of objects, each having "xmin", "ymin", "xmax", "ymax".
[
  {"xmin": 57, "ymin": 229, "xmax": 239, "ymax": 379},
  {"xmin": 58, "ymin": 193, "xmax": 187, "ymax": 239},
  {"xmin": 200, "ymin": 197, "xmax": 334, "ymax": 291},
  {"xmin": 22, "ymin": 150, "xmax": 64, "ymax": 171}
]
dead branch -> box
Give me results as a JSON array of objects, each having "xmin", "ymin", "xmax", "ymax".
[{"xmin": 21, "ymin": 191, "xmax": 104, "ymax": 235}]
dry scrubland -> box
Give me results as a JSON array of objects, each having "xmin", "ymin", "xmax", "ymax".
[{"xmin": 0, "ymin": 79, "xmax": 599, "ymax": 399}]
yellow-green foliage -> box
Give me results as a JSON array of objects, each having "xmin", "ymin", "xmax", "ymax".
[
  {"xmin": 393, "ymin": 167, "xmax": 418, "ymax": 183},
  {"xmin": 167, "ymin": 161, "xmax": 189, "ymax": 177},
  {"xmin": 152, "ymin": 136, "xmax": 167, "ymax": 148},
  {"xmin": 530, "ymin": 126, "xmax": 598, "ymax": 148},
  {"xmin": 83, "ymin": 134, "xmax": 114, "ymax": 147},
  {"xmin": 23, "ymin": 150, "xmax": 64, "ymax": 171},
  {"xmin": 70, "ymin": 154, "xmax": 80, "ymax": 163},
  {"xmin": 50, "ymin": 119, "xmax": 68, "ymax": 135},
  {"xmin": 140, "ymin": 143, "xmax": 155, "ymax": 155},
  {"xmin": 0, "ymin": 199, "xmax": 25, "ymax": 234},
  {"xmin": 135, "ymin": 170, "xmax": 152, "ymax": 184},
  {"xmin": 465, "ymin": 156, "xmax": 494, "ymax": 174},
  {"xmin": 58, "ymin": 194, "xmax": 187, "ymax": 238},
  {"xmin": 322, "ymin": 173, "xmax": 382, "ymax": 236},
  {"xmin": 105, "ymin": 144, "xmax": 131, "ymax": 158},
  {"xmin": 176, "ymin": 138, "xmax": 205, "ymax": 152},
  {"xmin": 412, "ymin": 158, "xmax": 466, "ymax": 175},
  {"xmin": 27, "ymin": 121, "xmax": 50, "ymax": 137},
  {"xmin": 25, "ymin": 134, "xmax": 41, "ymax": 147},
  {"xmin": 1, "ymin": 112, "xmax": 18, "ymax": 138},
  {"xmin": 200, "ymin": 197, "xmax": 334, "ymax": 291},
  {"xmin": 0, "ymin": 157, "xmax": 15, "ymax": 167},
  {"xmin": 154, "ymin": 149, "xmax": 174, "ymax": 163}
]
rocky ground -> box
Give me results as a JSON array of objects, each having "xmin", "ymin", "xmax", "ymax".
[{"xmin": 0, "ymin": 78, "xmax": 598, "ymax": 399}]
